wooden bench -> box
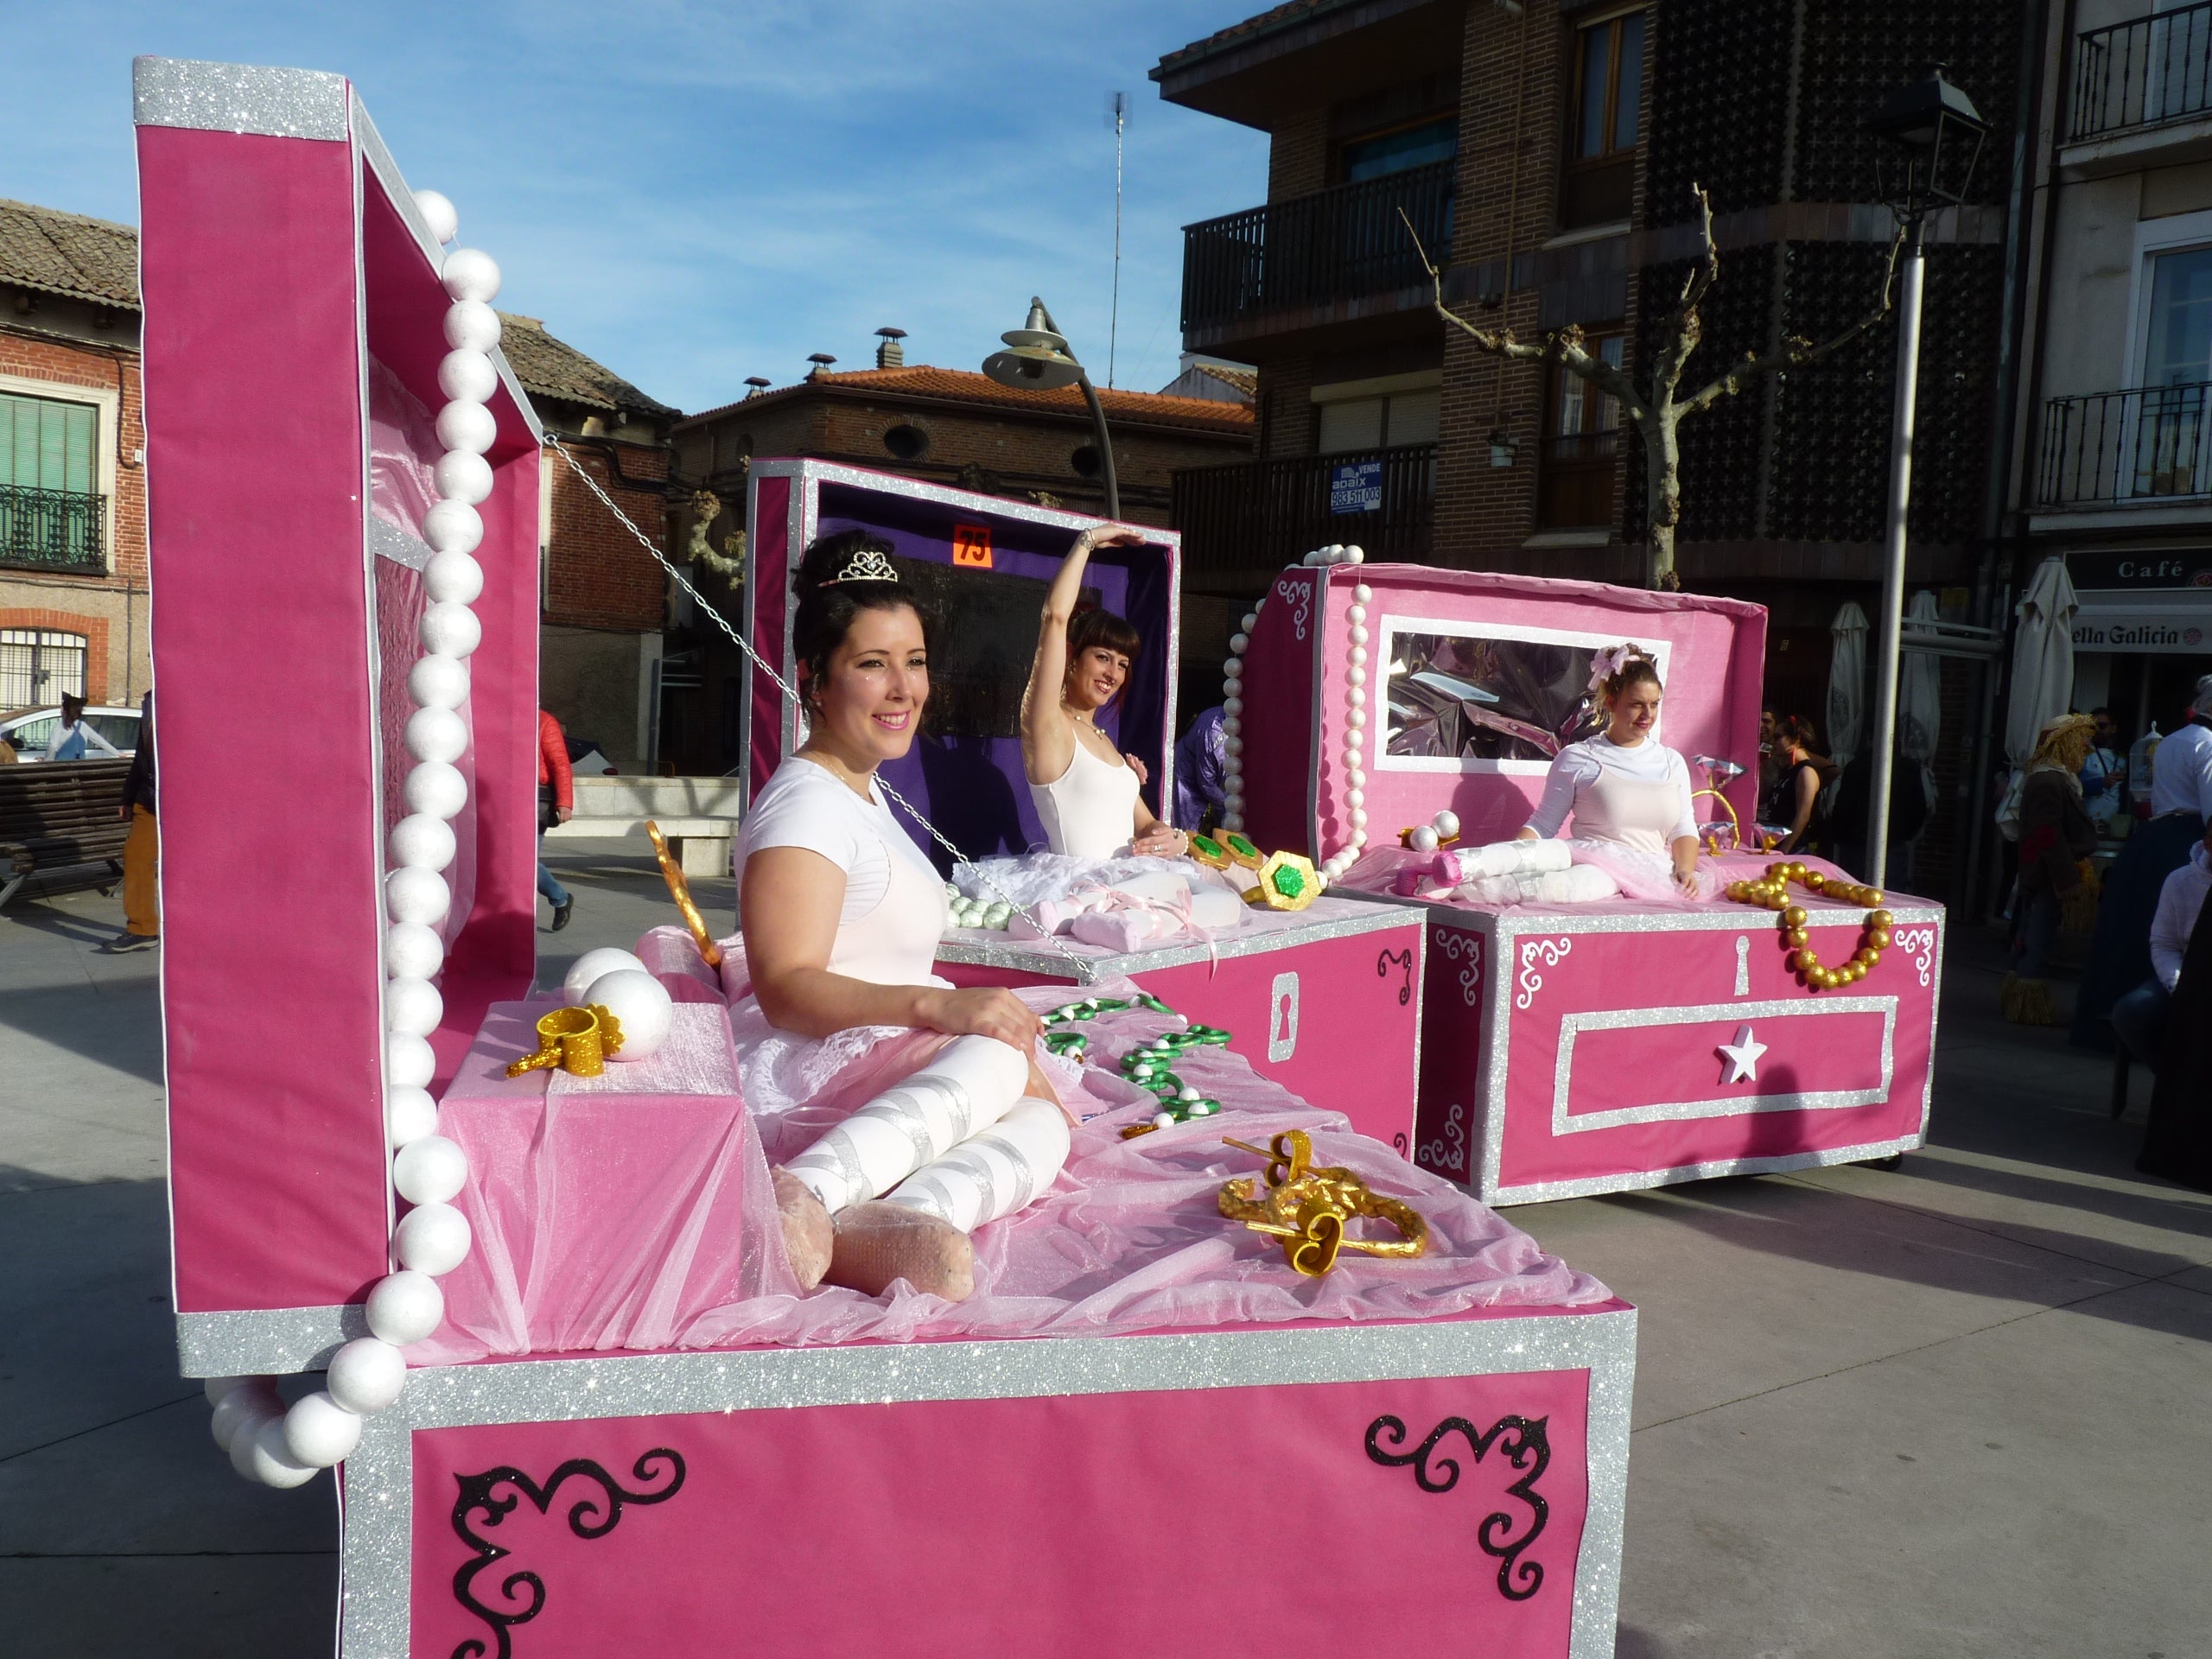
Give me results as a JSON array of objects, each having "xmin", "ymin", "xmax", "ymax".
[{"xmin": 0, "ymin": 757, "xmax": 134, "ymax": 909}]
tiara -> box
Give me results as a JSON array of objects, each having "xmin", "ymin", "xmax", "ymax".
[{"xmin": 823, "ymin": 546, "xmax": 899, "ymax": 586}]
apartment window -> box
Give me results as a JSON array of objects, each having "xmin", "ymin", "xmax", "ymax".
[
  {"xmin": 1538, "ymin": 336, "xmax": 1625, "ymax": 529},
  {"xmin": 1560, "ymin": 9, "xmax": 1646, "ymax": 231},
  {"xmin": 0, "ymin": 627, "xmax": 88, "ymax": 709},
  {"xmin": 1, "ymin": 392, "xmax": 98, "ymax": 495},
  {"xmin": 1316, "ymin": 387, "xmax": 1441, "ymax": 454},
  {"xmin": 2120, "ymin": 213, "xmax": 2212, "ymax": 498},
  {"xmin": 1340, "ymin": 118, "xmax": 1458, "ymax": 183},
  {"xmin": 2143, "ymin": 244, "xmax": 2212, "ymax": 385}
]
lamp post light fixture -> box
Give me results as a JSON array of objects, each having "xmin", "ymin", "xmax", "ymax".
[
  {"xmin": 982, "ymin": 297, "xmax": 1120, "ymax": 519},
  {"xmin": 1862, "ymin": 65, "xmax": 1989, "ymax": 889}
]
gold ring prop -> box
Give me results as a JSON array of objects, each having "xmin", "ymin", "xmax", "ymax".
[
  {"xmin": 505, "ymin": 1004, "xmax": 626, "ymax": 1078},
  {"xmin": 1217, "ymin": 1131, "xmax": 1429, "ymax": 1277},
  {"xmin": 645, "ymin": 819, "xmax": 723, "ymax": 969}
]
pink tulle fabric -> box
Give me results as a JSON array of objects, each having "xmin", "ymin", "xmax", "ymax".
[
  {"xmin": 1339, "ymin": 842, "xmax": 1862, "ymax": 913},
  {"xmin": 420, "ymin": 976, "xmax": 1608, "ymax": 1363}
]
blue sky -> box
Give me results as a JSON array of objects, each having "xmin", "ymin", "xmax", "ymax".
[{"xmin": 2, "ymin": 1, "xmax": 1269, "ymax": 416}]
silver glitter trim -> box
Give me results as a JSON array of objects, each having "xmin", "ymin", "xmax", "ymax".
[
  {"xmin": 368, "ymin": 515, "xmax": 429, "ymax": 572},
  {"xmin": 1549, "ymin": 996, "xmax": 1897, "ymax": 1134},
  {"xmin": 175, "ymin": 1304, "xmax": 367, "ymax": 1377},
  {"xmin": 336, "ymin": 1307, "xmax": 1637, "ymax": 1659},
  {"xmin": 936, "ymin": 894, "xmax": 1418, "ymax": 982},
  {"xmin": 132, "ymin": 57, "xmax": 348, "ymax": 140},
  {"xmin": 1342, "ymin": 887, "xmax": 1946, "ymax": 935},
  {"xmin": 1491, "ymin": 1133, "xmax": 1927, "ymax": 1206}
]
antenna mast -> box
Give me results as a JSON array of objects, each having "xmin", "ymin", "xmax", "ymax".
[{"xmin": 1107, "ymin": 91, "xmax": 1128, "ymax": 390}]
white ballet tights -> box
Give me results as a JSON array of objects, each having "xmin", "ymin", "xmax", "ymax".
[
  {"xmin": 784, "ymin": 1036, "xmax": 1070, "ymax": 1229},
  {"xmin": 1447, "ymin": 839, "xmax": 1618, "ymax": 905}
]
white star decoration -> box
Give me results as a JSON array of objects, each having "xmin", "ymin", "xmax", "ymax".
[{"xmin": 1717, "ymin": 1023, "xmax": 1768, "ymax": 1084}]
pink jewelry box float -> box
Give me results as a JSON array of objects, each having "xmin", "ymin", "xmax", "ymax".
[
  {"xmin": 1234, "ymin": 557, "xmax": 1945, "ymax": 1204},
  {"xmin": 137, "ymin": 58, "xmax": 1635, "ymax": 1659}
]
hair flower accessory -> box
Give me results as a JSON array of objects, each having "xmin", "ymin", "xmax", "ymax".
[{"xmin": 1586, "ymin": 644, "xmax": 1636, "ymax": 695}]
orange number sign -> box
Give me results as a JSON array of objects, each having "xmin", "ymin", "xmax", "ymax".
[{"xmin": 952, "ymin": 524, "xmax": 993, "ymax": 569}]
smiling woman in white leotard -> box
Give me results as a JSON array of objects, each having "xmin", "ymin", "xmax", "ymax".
[{"xmin": 1020, "ymin": 524, "xmax": 1187, "ymax": 860}]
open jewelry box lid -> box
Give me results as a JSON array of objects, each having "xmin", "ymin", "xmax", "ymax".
[
  {"xmin": 744, "ymin": 459, "xmax": 1181, "ymax": 868},
  {"xmin": 1237, "ymin": 562, "xmax": 1768, "ymax": 861}
]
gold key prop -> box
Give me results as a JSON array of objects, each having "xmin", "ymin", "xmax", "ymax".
[
  {"xmin": 645, "ymin": 819, "xmax": 724, "ymax": 969},
  {"xmin": 505, "ymin": 1004, "xmax": 626, "ymax": 1078},
  {"xmin": 1217, "ymin": 1131, "xmax": 1429, "ymax": 1276}
]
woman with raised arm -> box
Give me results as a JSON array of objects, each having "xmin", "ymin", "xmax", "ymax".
[
  {"xmin": 1021, "ymin": 524, "xmax": 1188, "ymax": 860},
  {"xmin": 735, "ymin": 529, "xmax": 1073, "ymax": 1304}
]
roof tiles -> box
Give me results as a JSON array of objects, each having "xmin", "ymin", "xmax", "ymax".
[
  {"xmin": 682, "ymin": 364, "xmax": 1254, "ymax": 434},
  {"xmin": 0, "ymin": 198, "xmax": 141, "ymax": 310}
]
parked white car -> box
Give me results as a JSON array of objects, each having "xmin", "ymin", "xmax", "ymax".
[{"xmin": 0, "ymin": 704, "xmax": 142, "ymax": 760}]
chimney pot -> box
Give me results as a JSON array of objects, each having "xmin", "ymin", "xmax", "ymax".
[{"xmin": 875, "ymin": 327, "xmax": 907, "ymax": 369}]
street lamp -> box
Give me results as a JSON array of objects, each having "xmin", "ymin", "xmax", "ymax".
[
  {"xmin": 1862, "ymin": 66, "xmax": 1989, "ymax": 888},
  {"xmin": 982, "ymin": 297, "xmax": 1120, "ymax": 518}
]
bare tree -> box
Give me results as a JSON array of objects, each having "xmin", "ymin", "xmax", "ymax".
[{"xmin": 1405, "ymin": 186, "xmax": 1904, "ymax": 589}]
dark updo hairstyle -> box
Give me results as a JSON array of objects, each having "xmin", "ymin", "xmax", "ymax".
[
  {"xmin": 1780, "ymin": 714, "xmax": 1819, "ymax": 750},
  {"xmin": 791, "ymin": 529, "xmax": 926, "ymax": 715},
  {"xmin": 1065, "ymin": 606, "xmax": 1143, "ymax": 705},
  {"xmin": 1599, "ymin": 646, "xmax": 1662, "ymax": 704}
]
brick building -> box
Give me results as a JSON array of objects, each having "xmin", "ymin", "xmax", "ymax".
[{"xmin": 0, "ymin": 200, "xmax": 148, "ymax": 721}]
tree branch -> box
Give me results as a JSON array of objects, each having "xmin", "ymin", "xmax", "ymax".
[
  {"xmin": 1677, "ymin": 224, "xmax": 1905, "ymax": 416},
  {"xmin": 1645, "ymin": 183, "xmax": 1718, "ymax": 404}
]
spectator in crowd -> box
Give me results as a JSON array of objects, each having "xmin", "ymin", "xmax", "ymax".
[
  {"xmin": 537, "ymin": 708, "xmax": 574, "ymax": 931},
  {"xmin": 43, "ymin": 694, "xmax": 118, "ymax": 761},
  {"xmin": 2081, "ymin": 706, "xmax": 2124, "ymax": 831},
  {"xmin": 1758, "ymin": 708, "xmax": 1782, "ymax": 802},
  {"xmin": 2075, "ymin": 675, "xmax": 2212, "ymax": 1048},
  {"xmin": 104, "ymin": 690, "xmax": 159, "ymax": 954},
  {"xmin": 2110, "ymin": 828, "xmax": 2212, "ymax": 1072},
  {"xmin": 2005, "ymin": 713, "xmax": 2099, "ymax": 1026},
  {"xmin": 2137, "ymin": 852, "xmax": 2212, "ymax": 1192},
  {"xmin": 1173, "ymin": 704, "xmax": 1227, "ymax": 835},
  {"xmin": 1760, "ymin": 715, "xmax": 1826, "ymax": 853},
  {"xmin": 1830, "ymin": 740, "xmax": 1931, "ymax": 888}
]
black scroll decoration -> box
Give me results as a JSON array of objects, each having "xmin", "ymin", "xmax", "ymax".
[
  {"xmin": 1376, "ymin": 946, "xmax": 1414, "ymax": 1007},
  {"xmin": 1364, "ymin": 1414, "xmax": 1550, "ymax": 1600},
  {"xmin": 450, "ymin": 1448, "xmax": 687, "ymax": 1659}
]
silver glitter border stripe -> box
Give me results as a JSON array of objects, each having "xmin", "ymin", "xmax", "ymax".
[
  {"xmin": 132, "ymin": 56, "xmax": 348, "ymax": 139},
  {"xmin": 935, "ymin": 894, "xmax": 1420, "ymax": 982},
  {"xmin": 337, "ymin": 1307, "xmax": 1637, "ymax": 1659},
  {"xmin": 175, "ymin": 1304, "xmax": 367, "ymax": 1376}
]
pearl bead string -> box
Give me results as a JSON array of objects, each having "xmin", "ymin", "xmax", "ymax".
[{"xmin": 205, "ymin": 188, "xmax": 498, "ymax": 1486}]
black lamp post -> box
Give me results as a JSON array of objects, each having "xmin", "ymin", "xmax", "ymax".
[
  {"xmin": 981, "ymin": 297, "xmax": 1119, "ymax": 518},
  {"xmin": 1861, "ymin": 66, "xmax": 1990, "ymax": 888}
]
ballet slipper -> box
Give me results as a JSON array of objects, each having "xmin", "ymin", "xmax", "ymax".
[
  {"xmin": 823, "ymin": 1199, "xmax": 976, "ymax": 1302},
  {"xmin": 772, "ymin": 1166, "xmax": 836, "ymax": 1292}
]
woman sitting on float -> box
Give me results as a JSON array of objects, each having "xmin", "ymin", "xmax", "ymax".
[
  {"xmin": 734, "ymin": 530, "xmax": 1074, "ymax": 1305},
  {"xmin": 1401, "ymin": 645, "xmax": 1708, "ymax": 905}
]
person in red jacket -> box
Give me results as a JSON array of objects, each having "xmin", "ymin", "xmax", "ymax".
[{"xmin": 537, "ymin": 708, "xmax": 575, "ymax": 931}]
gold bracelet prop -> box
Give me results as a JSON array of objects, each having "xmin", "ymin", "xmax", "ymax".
[
  {"xmin": 645, "ymin": 819, "xmax": 724, "ymax": 969},
  {"xmin": 1217, "ymin": 1131, "xmax": 1429, "ymax": 1277},
  {"xmin": 1726, "ymin": 861, "xmax": 1893, "ymax": 991},
  {"xmin": 505, "ymin": 1004, "xmax": 626, "ymax": 1078}
]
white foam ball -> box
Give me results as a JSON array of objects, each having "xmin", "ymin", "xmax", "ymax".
[
  {"xmin": 1344, "ymin": 546, "xmax": 1365, "ymax": 564},
  {"xmin": 385, "ymin": 921, "xmax": 445, "ymax": 981},
  {"xmin": 434, "ymin": 448, "xmax": 494, "ymax": 506},
  {"xmin": 438, "ymin": 348, "xmax": 499, "ymax": 405},
  {"xmin": 1224, "ymin": 815, "xmax": 1243, "ymax": 832},
  {"xmin": 209, "ymin": 1381, "xmax": 278, "ymax": 1450},
  {"xmin": 1346, "ymin": 709, "xmax": 1365, "ymax": 729},
  {"xmin": 1224, "ymin": 736, "xmax": 1243, "ymax": 757},
  {"xmin": 587, "ymin": 969, "xmax": 673, "ymax": 1060},
  {"xmin": 1301, "ymin": 550, "xmax": 1320, "ymax": 567},
  {"xmin": 444, "ymin": 297, "xmax": 502, "ymax": 353},
  {"xmin": 1229, "ymin": 632, "xmax": 1249, "ymax": 654},
  {"xmin": 423, "ymin": 497, "xmax": 484, "ymax": 556},
  {"xmin": 423, "ymin": 550, "xmax": 485, "ymax": 607},
  {"xmin": 385, "ymin": 975, "xmax": 443, "ymax": 1038},
  {"xmin": 365, "ymin": 1270, "xmax": 445, "ymax": 1344},
  {"xmin": 1242, "ymin": 612, "xmax": 1257, "ymax": 631},
  {"xmin": 394, "ymin": 1135, "xmax": 468, "ymax": 1205},
  {"xmin": 391, "ymin": 812, "xmax": 457, "ymax": 873},
  {"xmin": 395, "ymin": 1202, "xmax": 472, "ymax": 1276},
  {"xmin": 386, "ymin": 1085, "xmax": 440, "ymax": 1148},
  {"xmin": 403, "ymin": 760, "xmax": 467, "ymax": 822},
  {"xmin": 1412, "ymin": 825, "xmax": 1440, "ymax": 854},
  {"xmin": 1351, "ymin": 625, "xmax": 1370, "ymax": 645},
  {"xmin": 326, "ymin": 1338, "xmax": 409, "ymax": 1416},
  {"xmin": 1346, "ymin": 789, "xmax": 1363, "ymax": 810},
  {"xmin": 1354, "ymin": 583, "xmax": 1372, "ymax": 602},
  {"xmin": 1221, "ymin": 715, "xmax": 1240, "ymax": 737},
  {"xmin": 562, "ymin": 947, "xmax": 647, "ymax": 1004},
  {"xmin": 404, "ymin": 705, "xmax": 468, "ymax": 766},
  {"xmin": 409, "ymin": 653, "xmax": 470, "ymax": 710},
  {"xmin": 1223, "ymin": 696, "xmax": 1243, "ymax": 716},
  {"xmin": 388, "ymin": 865, "xmax": 452, "ymax": 928},
  {"xmin": 283, "ymin": 1391, "xmax": 362, "ymax": 1468},
  {"xmin": 1433, "ymin": 810, "xmax": 1461, "ymax": 839},
  {"xmin": 1349, "ymin": 687, "xmax": 1366, "ymax": 707},
  {"xmin": 202, "ymin": 1375, "xmax": 256, "ymax": 1407},
  {"xmin": 441, "ymin": 245, "xmax": 502, "ymax": 303},
  {"xmin": 413, "ymin": 189, "xmax": 459, "ymax": 245},
  {"xmin": 1349, "ymin": 809, "xmax": 1368, "ymax": 830},
  {"xmin": 1351, "ymin": 651, "xmax": 1368, "ymax": 672},
  {"xmin": 420, "ymin": 601, "xmax": 482, "ymax": 659},
  {"xmin": 245, "ymin": 1415, "xmax": 321, "ymax": 1488},
  {"xmin": 435, "ymin": 399, "xmax": 497, "ymax": 456},
  {"xmin": 385, "ymin": 1032, "xmax": 435, "ymax": 1090}
]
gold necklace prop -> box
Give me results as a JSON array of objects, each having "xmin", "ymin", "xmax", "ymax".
[
  {"xmin": 1217, "ymin": 1131, "xmax": 1429, "ymax": 1277},
  {"xmin": 505, "ymin": 1004, "xmax": 626, "ymax": 1077},
  {"xmin": 646, "ymin": 819, "xmax": 723, "ymax": 969},
  {"xmin": 1726, "ymin": 861, "xmax": 1896, "ymax": 991}
]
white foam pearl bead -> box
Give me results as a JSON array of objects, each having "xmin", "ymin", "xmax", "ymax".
[
  {"xmin": 395, "ymin": 1202, "xmax": 472, "ymax": 1276},
  {"xmin": 403, "ymin": 760, "xmax": 467, "ymax": 821},
  {"xmin": 1349, "ymin": 809, "xmax": 1367, "ymax": 829},
  {"xmin": 209, "ymin": 1381, "xmax": 278, "ymax": 1450},
  {"xmin": 386, "ymin": 1085, "xmax": 440, "ymax": 1148},
  {"xmin": 1224, "ymin": 696, "xmax": 1243, "ymax": 716},
  {"xmin": 385, "ymin": 976, "xmax": 443, "ymax": 1039},
  {"xmin": 423, "ymin": 550, "xmax": 484, "ymax": 607},
  {"xmin": 409, "ymin": 653, "xmax": 469, "ymax": 710},
  {"xmin": 385, "ymin": 1032, "xmax": 435, "ymax": 1090},
  {"xmin": 1223, "ymin": 659, "xmax": 1242, "ymax": 678},
  {"xmin": 385, "ymin": 921, "xmax": 445, "ymax": 981},
  {"xmin": 413, "ymin": 189, "xmax": 459, "ymax": 245},
  {"xmin": 1224, "ymin": 815, "xmax": 1243, "ymax": 832},
  {"xmin": 423, "ymin": 498, "xmax": 484, "ymax": 556},
  {"xmin": 1351, "ymin": 645, "xmax": 1369, "ymax": 667},
  {"xmin": 244, "ymin": 1416, "xmax": 321, "ymax": 1488},
  {"xmin": 1412, "ymin": 825, "xmax": 1440, "ymax": 853},
  {"xmin": 435, "ymin": 400, "xmax": 497, "ymax": 456},
  {"xmin": 562, "ymin": 948, "xmax": 648, "ymax": 1003},
  {"xmin": 283, "ymin": 1391, "xmax": 362, "ymax": 1468},
  {"xmin": 420, "ymin": 601, "xmax": 481, "ymax": 659},
  {"xmin": 1349, "ymin": 688, "xmax": 1366, "ymax": 709},
  {"xmin": 1347, "ymin": 604, "xmax": 1367, "ymax": 626},
  {"xmin": 365, "ymin": 1270, "xmax": 444, "ymax": 1344},
  {"xmin": 388, "ymin": 866, "xmax": 452, "ymax": 930},
  {"xmin": 1346, "ymin": 789, "xmax": 1363, "ymax": 809},
  {"xmin": 1351, "ymin": 624, "xmax": 1370, "ymax": 645},
  {"xmin": 586, "ymin": 969, "xmax": 674, "ymax": 1060},
  {"xmin": 444, "ymin": 297, "xmax": 502, "ymax": 352},
  {"xmin": 1348, "ymin": 768, "xmax": 1365, "ymax": 789},
  {"xmin": 1221, "ymin": 715, "xmax": 1240, "ymax": 736},
  {"xmin": 394, "ymin": 1135, "xmax": 468, "ymax": 1205},
  {"xmin": 438, "ymin": 348, "xmax": 498, "ymax": 405},
  {"xmin": 1434, "ymin": 810, "xmax": 1461, "ymax": 839},
  {"xmin": 326, "ymin": 1338, "xmax": 409, "ymax": 1416},
  {"xmin": 1344, "ymin": 546, "xmax": 1365, "ymax": 564},
  {"xmin": 441, "ymin": 246, "xmax": 502, "ymax": 303},
  {"xmin": 1346, "ymin": 709, "xmax": 1365, "ymax": 728},
  {"xmin": 1301, "ymin": 550, "xmax": 1319, "ymax": 567},
  {"xmin": 1242, "ymin": 612, "xmax": 1258, "ymax": 632},
  {"xmin": 1349, "ymin": 667, "xmax": 1366, "ymax": 687},
  {"xmin": 434, "ymin": 448, "xmax": 494, "ymax": 506},
  {"xmin": 404, "ymin": 705, "xmax": 468, "ymax": 766},
  {"xmin": 1229, "ymin": 632, "xmax": 1249, "ymax": 654},
  {"xmin": 391, "ymin": 812, "xmax": 457, "ymax": 873},
  {"xmin": 202, "ymin": 1375, "xmax": 256, "ymax": 1407},
  {"xmin": 1354, "ymin": 584, "xmax": 1372, "ymax": 602}
]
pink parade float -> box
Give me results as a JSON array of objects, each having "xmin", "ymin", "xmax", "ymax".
[
  {"xmin": 137, "ymin": 57, "xmax": 1634, "ymax": 1657},
  {"xmin": 1233, "ymin": 551, "xmax": 1946, "ymax": 1205}
]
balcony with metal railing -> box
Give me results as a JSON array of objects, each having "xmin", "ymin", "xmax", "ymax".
[
  {"xmin": 2070, "ymin": 0, "xmax": 2212, "ymax": 145},
  {"xmin": 1179, "ymin": 162, "xmax": 1454, "ymax": 349},
  {"xmin": 2038, "ymin": 382, "xmax": 2212, "ymax": 510},
  {"xmin": 1171, "ymin": 442, "xmax": 1435, "ymax": 591},
  {"xmin": 0, "ymin": 486, "xmax": 107, "ymax": 573}
]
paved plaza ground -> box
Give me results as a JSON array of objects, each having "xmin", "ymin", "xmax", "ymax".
[{"xmin": 1, "ymin": 842, "xmax": 2206, "ymax": 1656}]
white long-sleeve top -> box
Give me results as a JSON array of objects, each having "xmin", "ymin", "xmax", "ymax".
[
  {"xmin": 2151, "ymin": 843, "xmax": 2212, "ymax": 990},
  {"xmin": 2149, "ymin": 721, "xmax": 2212, "ymax": 819},
  {"xmin": 1522, "ymin": 734, "xmax": 1698, "ymax": 843}
]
